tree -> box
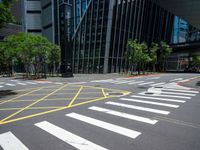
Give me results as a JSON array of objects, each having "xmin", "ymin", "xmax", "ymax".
[
  {"xmin": 47, "ymin": 44, "xmax": 61, "ymax": 75},
  {"xmin": 193, "ymin": 56, "xmax": 200, "ymax": 72},
  {"xmin": 158, "ymin": 41, "xmax": 172, "ymax": 71},
  {"xmin": 126, "ymin": 40, "xmax": 150, "ymax": 75},
  {"xmin": 1, "ymin": 32, "xmax": 61, "ymax": 78},
  {"xmin": 149, "ymin": 42, "xmax": 158, "ymax": 72},
  {"xmin": 0, "ymin": 0, "xmax": 15, "ymax": 28}
]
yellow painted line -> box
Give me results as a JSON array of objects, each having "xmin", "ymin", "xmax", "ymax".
[
  {"xmin": 102, "ymin": 88, "xmax": 107, "ymax": 98},
  {"xmin": 0, "ymin": 86, "xmax": 130, "ymax": 125},
  {"xmin": 76, "ymin": 97, "xmax": 101, "ymax": 100},
  {"xmin": 0, "ymin": 106, "xmax": 64, "ymax": 111},
  {"xmin": 0, "ymin": 87, "xmax": 44, "ymax": 105},
  {"xmin": 0, "ymin": 98, "xmax": 70, "ymax": 103},
  {"xmin": 0, "ymin": 106, "xmax": 68, "ymax": 125},
  {"xmin": 67, "ymin": 86, "xmax": 84, "ymax": 107},
  {"xmin": 1, "ymin": 84, "xmax": 68, "ymax": 122},
  {"xmin": 16, "ymin": 85, "xmax": 61, "ymax": 92},
  {"xmin": 71, "ymin": 97, "xmax": 108, "ymax": 107}
]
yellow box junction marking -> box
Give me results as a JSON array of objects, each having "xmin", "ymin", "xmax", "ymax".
[{"xmin": 0, "ymin": 84, "xmax": 130, "ymax": 125}]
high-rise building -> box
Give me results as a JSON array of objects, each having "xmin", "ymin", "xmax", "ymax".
[
  {"xmin": 0, "ymin": 0, "xmax": 22, "ymax": 40},
  {"xmin": 23, "ymin": 0, "xmax": 194, "ymax": 74},
  {"xmin": 71, "ymin": 0, "xmax": 174, "ymax": 73}
]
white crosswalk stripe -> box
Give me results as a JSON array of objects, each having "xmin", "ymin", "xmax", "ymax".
[
  {"xmin": 106, "ymin": 101, "xmax": 170, "ymax": 115},
  {"xmin": 170, "ymin": 78, "xmax": 183, "ymax": 82},
  {"xmin": 161, "ymin": 88, "xmax": 199, "ymax": 94},
  {"xmin": 5, "ymin": 83, "xmax": 16, "ymax": 86},
  {"xmin": 0, "ymin": 131, "xmax": 29, "ymax": 150},
  {"xmin": 138, "ymin": 82, "xmax": 155, "ymax": 86},
  {"xmin": 115, "ymin": 80, "xmax": 135, "ymax": 84},
  {"xmin": 54, "ymin": 82, "xmax": 63, "ymax": 85},
  {"xmin": 66, "ymin": 113, "xmax": 141, "ymax": 139},
  {"xmin": 10, "ymin": 80, "xmax": 19, "ymax": 82},
  {"xmin": 128, "ymin": 81, "xmax": 145, "ymax": 85},
  {"xmin": 120, "ymin": 98, "xmax": 179, "ymax": 108},
  {"xmin": 160, "ymin": 91, "xmax": 196, "ymax": 96},
  {"xmin": 131, "ymin": 95, "xmax": 186, "ymax": 103},
  {"xmin": 26, "ymin": 81, "xmax": 37, "ymax": 85},
  {"xmin": 0, "ymin": 85, "xmax": 4, "ymax": 88},
  {"xmin": 16, "ymin": 82, "xmax": 27, "ymax": 85},
  {"xmin": 35, "ymin": 121, "xmax": 108, "ymax": 150},
  {"xmin": 178, "ymin": 79, "xmax": 191, "ymax": 83},
  {"xmin": 140, "ymin": 92, "xmax": 191, "ymax": 99},
  {"xmin": 88, "ymin": 106, "xmax": 158, "ymax": 124},
  {"xmin": 146, "ymin": 77, "xmax": 160, "ymax": 80},
  {"xmin": 150, "ymin": 82, "xmax": 166, "ymax": 86}
]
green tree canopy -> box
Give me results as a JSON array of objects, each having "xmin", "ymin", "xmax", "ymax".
[
  {"xmin": 0, "ymin": 32, "xmax": 61, "ymax": 78},
  {"xmin": 0, "ymin": 0, "xmax": 15, "ymax": 28}
]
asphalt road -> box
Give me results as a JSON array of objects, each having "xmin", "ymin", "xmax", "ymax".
[{"xmin": 0, "ymin": 73, "xmax": 200, "ymax": 150}]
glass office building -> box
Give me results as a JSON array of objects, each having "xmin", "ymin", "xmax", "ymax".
[
  {"xmin": 22, "ymin": 0, "xmax": 175, "ymax": 74},
  {"xmin": 70, "ymin": 0, "xmax": 174, "ymax": 73}
]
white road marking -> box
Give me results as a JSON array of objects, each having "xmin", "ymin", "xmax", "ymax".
[
  {"xmin": 88, "ymin": 106, "xmax": 158, "ymax": 124},
  {"xmin": 0, "ymin": 85, "xmax": 4, "ymax": 88},
  {"xmin": 35, "ymin": 121, "xmax": 108, "ymax": 150},
  {"xmin": 140, "ymin": 92, "xmax": 191, "ymax": 99},
  {"xmin": 0, "ymin": 131, "xmax": 29, "ymax": 150},
  {"xmin": 91, "ymin": 79, "xmax": 113, "ymax": 83},
  {"xmin": 161, "ymin": 88, "xmax": 199, "ymax": 94},
  {"xmin": 106, "ymin": 101, "xmax": 170, "ymax": 115},
  {"xmin": 26, "ymin": 82, "xmax": 37, "ymax": 85},
  {"xmin": 10, "ymin": 80, "xmax": 19, "ymax": 82},
  {"xmin": 54, "ymin": 82, "xmax": 64, "ymax": 85},
  {"xmin": 138, "ymin": 82, "xmax": 155, "ymax": 86},
  {"xmin": 170, "ymin": 78, "xmax": 183, "ymax": 82},
  {"xmin": 178, "ymin": 79, "xmax": 191, "ymax": 83},
  {"xmin": 68, "ymin": 82, "xmax": 87, "ymax": 84},
  {"xmin": 164, "ymin": 82, "xmax": 192, "ymax": 90},
  {"xmin": 66, "ymin": 113, "xmax": 141, "ymax": 139},
  {"xmin": 115, "ymin": 80, "xmax": 135, "ymax": 84},
  {"xmin": 131, "ymin": 95, "xmax": 186, "ymax": 103},
  {"xmin": 128, "ymin": 81, "xmax": 145, "ymax": 85},
  {"xmin": 16, "ymin": 82, "xmax": 27, "ymax": 85},
  {"xmin": 120, "ymin": 98, "xmax": 179, "ymax": 108},
  {"xmin": 150, "ymin": 82, "xmax": 166, "ymax": 86},
  {"xmin": 5, "ymin": 83, "xmax": 16, "ymax": 86},
  {"xmin": 35, "ymin": 81, "xmax": 48, "ymax": 84},
  {"xmin": 146, "ymin": 77, "xmax": 160, "ymax": 80},
  {"xmin": 160, "ymin": 91, "xmax": 196, "ymax": 96}
]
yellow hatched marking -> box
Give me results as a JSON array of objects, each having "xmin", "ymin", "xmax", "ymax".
[
  {"xmin": 102, "ymin": 88, "xmax": 107, "ymax": 98},
  {"xmin": 1, "ymin": 84, "xmax": 68, "ymax": 122},
  {"xmin": 0, "ymin": 106, "xmax": 63, "ymax": 111},
  {"xmin": 67, "ymin": 86, "xmax": 84, "ymax": 107},
  {"xmin": 0, "ymin": 85, "xmax": 130, "ymax": 125},
  {"xmin": 0, "ymin": 87, "xmax": 43, "ymax": 105}
]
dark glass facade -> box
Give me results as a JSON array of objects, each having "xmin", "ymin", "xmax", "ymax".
[{"xmin": 60, "ymin": 0, "xmax": 174, "ymax": 74}]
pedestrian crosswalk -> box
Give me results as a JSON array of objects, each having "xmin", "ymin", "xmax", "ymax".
[
  {"xmin": 35, "ymin": 121, "xmax": 108, "ymax": 150},
  {"xmin": 0, "ymin": 132, "xmax": 29, "ymax": 150},
  {"xmin": 0, "ymin": 84, "xmax": 199, "ymax": 150},
  {"xmin": 0, "ymin": 80, "xmax": 64, "ymax": 89}
]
